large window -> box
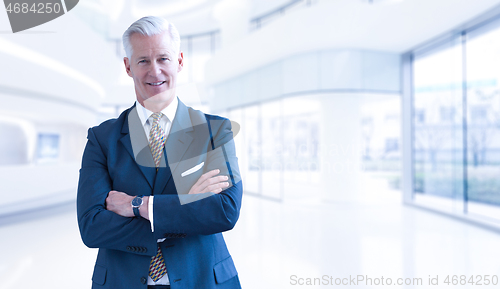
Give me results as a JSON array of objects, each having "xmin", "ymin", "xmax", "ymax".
[
  {"xmin": 411, "ymin": 16, "xmax": 500, "ymax": 221},
  {"xmin": 466, "ymin": 22, "xmax": 500, "ymax": 219},
  {"xmin": 413, "ymin": 37, "xmax": 464, "ymax": 212}
]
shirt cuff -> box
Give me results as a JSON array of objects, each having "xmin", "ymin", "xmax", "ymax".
[{"xmin": 149, "ymin": 195, "xmax": 154, "ymax": 232}]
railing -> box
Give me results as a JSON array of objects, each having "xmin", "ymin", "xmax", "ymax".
[{"xmin": 250, "ymin": 0, "xmax": 315, "ymax": 31}]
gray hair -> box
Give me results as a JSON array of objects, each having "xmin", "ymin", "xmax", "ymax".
[{"xmin": 122, "ymin": 16, "xmax": 181, "ymax": 59}]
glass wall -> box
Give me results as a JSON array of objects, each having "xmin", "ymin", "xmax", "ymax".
[
  {"xmin": 411, "ymin": 16, "xmax": 500, "ymax": 221},
  {"xmin": 243, "ymin": 105, "xmax": 261, "ymax": 195},
  {"xmin": 412, "ymin": 37, "xmax": 464, "ymax": 212},
  {"xmin": 261, "ymin": 100, "xmax": 282, "ymax": 200},
  {"xmin": 466, "ymin": 22, "xmax": 500, "ymax": 219},
  {"xmin": 227, "ymin": 95, "xmax": 321, "ymax": 201},
  {"xmin": 227, "ymin": 92, "xmax": 400, "ymax": 202},
  {"xmin": 282, "ymin": 96, "xmax": 321, "ymax": 201}
]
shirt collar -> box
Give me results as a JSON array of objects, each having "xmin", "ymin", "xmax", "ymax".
[{"xmin": 135, "ymin": 96, "xmax": 179, "ymax": 126}]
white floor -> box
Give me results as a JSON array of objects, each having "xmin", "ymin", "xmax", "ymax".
[{"xmin": 1, "ymin": 173, "xmax": 500, "ymax": 288}]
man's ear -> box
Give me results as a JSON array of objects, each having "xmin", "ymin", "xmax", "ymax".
[
  {"xmin": 124, "ymin": 57, "xmax": 132, "ymax": 77},
  {"xmin": 177, "ymin": 51, "xmax": 184, "ymax": 72}
]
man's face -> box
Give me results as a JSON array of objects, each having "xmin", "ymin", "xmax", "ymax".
[{"xmin": 124, "ymin": 31, "xmax": 183, "ymax": 108}]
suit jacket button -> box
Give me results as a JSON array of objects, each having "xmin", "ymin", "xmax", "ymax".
[{"xmin": 140, "ymin": 277, "xmax": 147, "ymax": 284}]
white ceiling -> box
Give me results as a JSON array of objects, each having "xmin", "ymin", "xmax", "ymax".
[
  {"xmin": 2, "ymin": 0, "xmax": 500, "ymax": 106},
  {"xmin": 70, "ymin": 0, "xmax": 500, "ymax": 85},
  {"xmin": 78, "ymin": 0, "xmax": 297, "ymax": 38},
  {"xmin": 206, "ymin": 0, "xmax": 500, "ymax": 83}
]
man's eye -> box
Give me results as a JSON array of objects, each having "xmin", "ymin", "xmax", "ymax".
[
  {"xmin": 161, "ymin": 57, "xmax": 170, "ymax": 61},
  {"xmin": 138, "ymin": 60, "xmax": 147, "ymax": 63}
]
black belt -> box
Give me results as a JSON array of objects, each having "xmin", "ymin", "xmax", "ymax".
[{"xmin": 148, "ymin": 285, "xmax": 170, "ymax": 289}]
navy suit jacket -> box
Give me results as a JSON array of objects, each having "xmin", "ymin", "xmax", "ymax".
[{"xmin": 77, "ymin": 99, "xmax": 242, "ymax": 289}]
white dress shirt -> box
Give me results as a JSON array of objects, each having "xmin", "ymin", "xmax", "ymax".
[{"xmin": 134, "ymin": 96, "xmax": 178, "ymax": 285}]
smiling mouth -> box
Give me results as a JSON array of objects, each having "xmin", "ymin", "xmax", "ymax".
[{"xmin": 147, "ymin": 81, "xmax": 166, "ymax": 86}]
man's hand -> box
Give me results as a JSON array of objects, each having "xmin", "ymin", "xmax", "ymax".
[
  {"xmin": 106, "ymin": 191, "xmax": 149, "ymax": 219},
  {"xmin": 189, "ymin": 169, "xmax": 229, "ymax": 195}
]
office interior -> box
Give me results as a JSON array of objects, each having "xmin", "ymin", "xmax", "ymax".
[{"xmin": 2, "ymin": 0, "xmax": 500, "ymax": 288}]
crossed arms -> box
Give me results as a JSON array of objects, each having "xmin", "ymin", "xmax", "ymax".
[
  {"xmin": 105, "ymin": 168, "xmax": 230, "ymax": 219},
  {"xmin": 77, "ymin": 116, "xmax": 242, "ymax": 254}
]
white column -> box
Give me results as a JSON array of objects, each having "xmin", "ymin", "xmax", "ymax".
[{"xmin": 320, "ymin": 93, "xmax": 364, "ymax": 202}]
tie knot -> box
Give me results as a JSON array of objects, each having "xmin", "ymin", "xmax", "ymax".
[{"xmin": 151, "ymin": 112, "xmax": 163, "ymax": 124}]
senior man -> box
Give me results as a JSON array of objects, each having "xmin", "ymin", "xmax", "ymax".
[{"xmin": 77, "ymin": 16, "xmax": 242, "ymax": 289}]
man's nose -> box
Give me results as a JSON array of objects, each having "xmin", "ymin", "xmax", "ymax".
[{"xmin": 149, "ymin": 62, "xmax": 162, "ymax": 76}]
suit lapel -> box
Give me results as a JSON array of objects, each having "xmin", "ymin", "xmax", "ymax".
[{"xmin": 120, "ymin": 105, "xmax": 156, "ymax": 190}]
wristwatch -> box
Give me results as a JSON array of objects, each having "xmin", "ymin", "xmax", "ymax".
[{"xmin": 131, "ymin": 195, "xmax": 144, "ymax": 217}]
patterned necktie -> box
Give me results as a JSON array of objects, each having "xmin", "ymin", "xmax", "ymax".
[
  {"xmin": 149, "ymin": 112, "xmax": 166, "ymax": 168},
  {"xmin": 148, "ymin": 112, "xmax": 168, "ymax": 282}
]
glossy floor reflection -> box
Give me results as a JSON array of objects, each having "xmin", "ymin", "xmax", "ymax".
[
  {"xmin": 1, "ymin": 173, "xmax": 500, "ymax": 288},
  {"xmin": 225, "ymin": 173, "xmax": 500, "ymax": 289},
  {"xmin": 0, "ymin": 204, "xmax": 97, "ymax": 289}
]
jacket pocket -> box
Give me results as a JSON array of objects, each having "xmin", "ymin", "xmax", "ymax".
[
  {"xmin": 92, "ymin": 264, "xmax": 107, "ymax": 285},
  {"xmin": 181, "ymin": 162, "xmax": 205, "ymax": 177},
  {"xmin": 213, "ymin": 256, "xmax": 238, "ymax": 284}
]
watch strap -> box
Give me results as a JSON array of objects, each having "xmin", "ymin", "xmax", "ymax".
[
  {"xmin": 132, "ymin": 195, "xmax": 144, "ymax": 217},
  {"xmin": 133, "ymin": 206, "xmax": 140, "ymax": 217}
]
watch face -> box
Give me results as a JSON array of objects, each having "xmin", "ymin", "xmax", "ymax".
[{"xmin": 132, "ymin": 196, "xmax": 143, "ymax": 207}]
